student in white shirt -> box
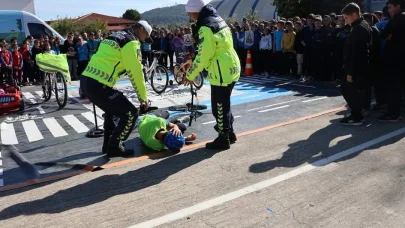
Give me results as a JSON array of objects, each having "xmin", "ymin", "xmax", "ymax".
[{"xmin": 259, "ymin": 28, "xmax": 273, "ymax": 76}]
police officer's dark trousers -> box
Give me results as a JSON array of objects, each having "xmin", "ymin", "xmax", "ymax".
[
  {"xmin": 209, "ymin": 82, "xmax": 235, "ymax": 151},
  {"xmin": 81, "ymin": 76, "xmax": 139, "ymax": 151}
]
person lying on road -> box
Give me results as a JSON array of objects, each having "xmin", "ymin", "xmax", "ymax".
[{"xmin": 137, "ymin": 114, "xmax": 197, "ymax": 152}]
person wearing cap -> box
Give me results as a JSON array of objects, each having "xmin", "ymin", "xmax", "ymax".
[
  {"xmin": 80, "ymin": 20, "xmax": 152, "ymax": 157},
  {"xmin": 183, "ymin": 0, "xmax": 241, "ymax": 150}
]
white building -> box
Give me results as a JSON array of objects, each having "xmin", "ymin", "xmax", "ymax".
[
  {"xmin": 209, "ymin": 0, "xmax": 387, "ymax": 21},
  {"xmin": 1, "ymin": 0, "xmax": 36, "ymax": 15}
]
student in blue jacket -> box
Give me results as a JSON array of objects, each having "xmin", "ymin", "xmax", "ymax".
[{"xmin": 76, "ymin": 36, "xmax": 89, "ymax": 76}]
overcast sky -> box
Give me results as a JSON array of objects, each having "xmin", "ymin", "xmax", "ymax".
[{"xmin": 35, "ymin": 0, "xmax": 210, "ymax": 20}]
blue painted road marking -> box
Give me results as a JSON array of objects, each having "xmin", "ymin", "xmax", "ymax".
[
  {"xmin": 199, "ymin": 82, "xmax": 292, "ymax": 110},
  {"xmin": 68, "ymin": 78, "xmax": 293, "ymax": 110}
]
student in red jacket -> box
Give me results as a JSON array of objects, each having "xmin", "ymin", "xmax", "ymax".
[
  {"xmin": 11, "ymin": 44, "xmax": 23, "ymax": 85},
  {"xmin": 19, "ymin": 40, "xmax": 34, "ymax": 85},
  {"xmin": 0, "ymin": 43, "xmax": 13, "ymax": 83}
]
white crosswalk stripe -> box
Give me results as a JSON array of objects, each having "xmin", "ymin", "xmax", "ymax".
[
  {"xmin": 0, "ymin": 122, "xmax": 18, "ymax": 145},
  {"xmin": 68, "ymin": 94, "xmax": 105, "ymax": 117},
  {"xmin": 0, "ymin": 113, "xmax": 108, "ymax": 145},
  {"xmin": 63, "ymin": 115, "xmax": 90, "ymax": 133},
  {"xmin": 81, "ymin": 112, "xmax": 104, "ymax": 127},
  {"xmin": 35, "ymin": 90, "xmax": 43, "ymax": 96},
  {"xmin": 43, "ymin": 117, "xmax": 68, "ymax": 137},
  {"xmin": 22, "ymin": 120, "xmax": 44, "ymax": 142},
  {"xmin": 22, "ymin": 92, "xmax": 38, "ymax": 104}
]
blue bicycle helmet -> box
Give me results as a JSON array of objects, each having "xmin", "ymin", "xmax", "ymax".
[{"xmin": 164, "ymin": 131, "xmax": 185, "ymax": 152}]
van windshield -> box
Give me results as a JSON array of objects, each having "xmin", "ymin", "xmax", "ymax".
[{"xmin": 28, "ymin": 23, "xmax": 53, "ymax": 39}]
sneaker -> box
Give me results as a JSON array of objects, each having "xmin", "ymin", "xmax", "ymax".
[
  {"xmin": 377, "ymin": 114, "xmax": 401, "ymax": 123},
  {"xmin": 175, "ymin": 115, "xmax": 190, "ymax": 124},
  {"xmin": 339, "ymin": 117, "xmax": 363, "ymax": 126}
]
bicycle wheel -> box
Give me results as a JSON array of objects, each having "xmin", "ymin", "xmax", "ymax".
[
  {"xmin": 168, "ymin": 104, "xmax": 208, "ymax": 112},
  {"xmin": 42, "ymin": 73, "xmax": 52, "ymax": 102},
  {"xmin": 173, "ymin": 64, "xmax": 184, "ymax": 84},
  {"xmin": 54, "ymin": 72, "xmax": 68, "ymax": 108},
  {"xmin": 150, "ymin": 65, "xmax": 169, "ymax": 94},
  {"xmin": 193, "ymin": 72, "xmax": 204, "ymax": 89}
]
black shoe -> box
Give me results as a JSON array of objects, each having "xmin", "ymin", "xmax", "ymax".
[
  {"xmin": 206, "ymin": 133, "xmax": 230, "ymax": 150},
  {"xmin": 377, "ymin": 114, "xmax": 401, "ymax": 123},
  {"xmin": 229, "ymin": 132, "xmax": 237, "ymax": 144},
  {"xmin": 106, "ymin": 142, "xmax": 134, "ymax": 157},
  {"xmin": 339, "ymin": 117, "xmax": 363, "ymax": 126},
  {"xmin": 102, "ymin": 136, "xmax": 111, "ymax": 154},
  {"xmin": 371, "ymin": 104, "xmax": 387, "ymax": 111},
  {"xmin": 214, "ymin": 125, "xmax": 236, "ymax": 144}
]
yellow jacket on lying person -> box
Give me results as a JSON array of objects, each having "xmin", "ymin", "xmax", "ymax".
[
  {"xmin": 186, "ymin": 5, "xmax": 240, "ymax": 87},
  {"xmin": 36, "ymin": 53, "xmax": 71, "ymax": 84}
]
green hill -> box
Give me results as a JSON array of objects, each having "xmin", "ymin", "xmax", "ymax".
[{"xmin": 141, "ymin": 4, "xmax": 189, "ymax": 26}]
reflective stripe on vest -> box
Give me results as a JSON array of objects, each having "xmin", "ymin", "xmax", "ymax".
[{"xmin": 84, "ymin": 65, "xmax": 114, "ymax": 83}]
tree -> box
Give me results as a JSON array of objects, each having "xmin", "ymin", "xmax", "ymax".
[
  {"xmin": 123, "ymin": 9, "xmax": 141, "ymax": 21},
  {"xmin": 273, "ymin": 0, "xmax": 312, "ymax": 18},
  {"xmin": 245, "ymin": 8, "xmax": 259, "ymax": 21},
  {"xmin": 50, "ymin": 18, "xmax": 108, "ymax": 37}
]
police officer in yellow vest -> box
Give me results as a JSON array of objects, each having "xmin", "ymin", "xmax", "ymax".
[
  {"xmin": 81, "ymin": 21, "xmax": 152, "ymax": 157},
  {"xmin": 184, "ymin": 0, "xmax": 241, "ymax": 150}
]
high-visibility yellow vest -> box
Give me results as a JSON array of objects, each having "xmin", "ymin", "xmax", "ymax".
[{"xmin": 36, "ymin": 53, "xmax": 71, "ymax": 84}]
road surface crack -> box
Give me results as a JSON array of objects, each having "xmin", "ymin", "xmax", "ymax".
[
  {"xmin": 271, "ymin": 198, "xmax": 311, "ymax": 228},
  {"xmin": 198, "ymin": 218, "xmax": 217, "ymax": 228}
]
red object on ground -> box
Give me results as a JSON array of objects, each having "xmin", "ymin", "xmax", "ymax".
[
  {"xmin": 0, "ymin": 84, "xmax": 24, "ymax": 113},
  {"xmin": 243, "ymin": 49, "xmax": 253, "ymax": 76}
]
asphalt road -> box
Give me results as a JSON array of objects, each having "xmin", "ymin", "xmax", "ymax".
[
  {"xmin": 0, "ymin": 75, "xmax": 346, "ymax": 189},
  {"xmin": 1, "ymin": 107, "xmax": 405, "ymax": 227}
]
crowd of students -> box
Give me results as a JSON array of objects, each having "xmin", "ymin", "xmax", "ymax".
[
  {"xmin": 0, "ymin": 32, "xmax": 108, "ymax": 86},
  {"xmin": 226, "ymin": 0, "xmax": 404, "ymax": 125},
  {"xmin": 230, "ymin": 11, "xmax": 382, "ymax": 82},
  {"xmin": 143, "ymin": 1, "xmax": 405, "ymax": 126},
  {"xmin": 1, "ymin": 0, "xmax": 404, "ymax": 126}
]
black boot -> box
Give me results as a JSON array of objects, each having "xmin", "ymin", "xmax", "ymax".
[
  {"xmin": 206, "ymin": 133, "xmax": 230, "ymax": 150},
  {"xmin": 215, "ymin": 125, "xmax": 237, "ymax": 144},
  {"xmin": 106, "ymin": 141, "xmax": 135, "ymax": 157},
  {"xmin": 102, "ymin": 131, "xmax": 112, "ymax": 154},
  {"xmin": 229, "ymin": 132, "xmax": 237, "ymax": 144}
]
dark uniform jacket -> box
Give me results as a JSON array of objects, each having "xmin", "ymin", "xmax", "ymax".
[
  {"xmin": 343, "ymin": 17, "xmax": 371, "ymax": 88},
  {"xmin": 380, "ymin": 12, "xmax": 405, "ymax": 69}
]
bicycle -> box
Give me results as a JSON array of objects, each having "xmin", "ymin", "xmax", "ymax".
[
  {"xmin": 110, "ymin": 82, "xmax": 208, "ymax": 129},
  {"xmin": 173, "ymin": 52, "xmax": 204, "ymax": 89},
  {"xmin": 142, "ymin": 50, "xmax": 169, "ymax": 94},
  {"xmin": 42, "ymin": 71, "xmax": 68, "ymax": 109}
]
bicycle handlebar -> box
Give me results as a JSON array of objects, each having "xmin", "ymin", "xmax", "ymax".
[{"xmin": 140, "ymin": 100, "xmax": 158, "ymax": 114}]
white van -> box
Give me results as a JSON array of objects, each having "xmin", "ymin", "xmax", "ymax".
[{"xmin": 0, "ymin": 10, "xmax": 64, "ymax": 44}]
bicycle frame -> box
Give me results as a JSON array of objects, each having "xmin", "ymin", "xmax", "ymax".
[{"xmin": 143, "ymin": 52, "xmax": 162, "ymax": 79}]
